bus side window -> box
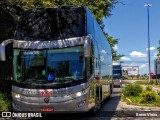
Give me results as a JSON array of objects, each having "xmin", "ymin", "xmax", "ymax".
[
  {"xmin": 86, "ymin": 47, "xmax": 94, "ymax": 79},
  {"xmin": 90, "ymin": 47, "xmax": 94, "ymax": 75},
  {"xmin": 86, "ymin": 57, "xmax": 92, "ymax": 79},
  {"xmin": 95, "ymin": 58, "xmax": 101, "ymax": 77}
]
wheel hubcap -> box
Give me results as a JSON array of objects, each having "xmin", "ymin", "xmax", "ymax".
[{"xmin": 94, "ymin": 97, "xmax": 101, "ymax": 111}]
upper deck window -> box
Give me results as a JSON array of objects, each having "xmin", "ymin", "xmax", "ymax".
[{"xmin": 15, "ymin": 6, "xmax": 85, "ymax": 41}]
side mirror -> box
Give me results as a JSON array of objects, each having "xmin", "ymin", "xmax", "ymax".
[
  {"xmin": 0, "ymin": 39, "xmax": 13, "ymax": 61},
  {"xmin": 0, "ymin": 45, "xmax": 6, "ymax": 61}
]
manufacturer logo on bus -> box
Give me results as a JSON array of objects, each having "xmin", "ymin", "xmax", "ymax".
[
  {"xmin": 44, "ymin": 97, "xmax": 49, "ymax": 103},
  {"xmin": 40, "ymin": 90, "xmax": 53, "ymax": 96}
]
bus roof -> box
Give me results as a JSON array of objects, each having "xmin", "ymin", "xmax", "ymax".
[{"xmin": 113, "ymin": 61, "xmax": 121, "ymax": 66}]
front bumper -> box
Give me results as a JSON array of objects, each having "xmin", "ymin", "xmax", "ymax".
[
  {"xmin": 12, "ymin": 94, "xmax": 89, "ymax": 113},
  {"xmin": 113, "ymin": 79, "xmax": 121, "ymax": 86}
]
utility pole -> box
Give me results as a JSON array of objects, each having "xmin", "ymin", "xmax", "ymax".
[{"xmin": 144, "ymin": 4, "xmax": 152, "ymax": 84}]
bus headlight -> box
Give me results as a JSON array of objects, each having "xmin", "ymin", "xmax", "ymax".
[
  {"xmin": 76, "ymin": 92, "xmax": 82, "ymax": 97},
  {"xmin": 15, "ymin": 94, "xmax": 21, "ymax": 99},
  {"xmin": 70, "ymin": 88, "xmax": 89, "ymax": 98},
  {"xmin": 75, "ymin": 88, "xmax": 89, "ymax": 97}
]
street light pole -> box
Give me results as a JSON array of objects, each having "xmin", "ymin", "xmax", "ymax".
[{"xmin": 144, "ymin": 4, "xmax": 152, "ymax": 83}]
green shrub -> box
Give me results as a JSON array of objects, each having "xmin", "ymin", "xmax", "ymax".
[
  {"xmin": 145, "ymin": 86, "xmax": 153, "ymax": 91},
  {"xmin": 157, "ymin": 90, "xmax": 160, "ymax": 96},
  {"xmin": 140, "ymin": 90, "xmax": 157, "ymax": 103},
  {"xmin": 122, "ymin": 84, "xmax": 143, "ymax": 97},
  {"xmin": 0, "ymin": 92, "xmax": 11, "ymax": 111}
]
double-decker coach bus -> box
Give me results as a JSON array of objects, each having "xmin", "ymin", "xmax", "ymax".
[{"xmin": 0, "ymin": 6, "xmax": 112, "ymax": 113}]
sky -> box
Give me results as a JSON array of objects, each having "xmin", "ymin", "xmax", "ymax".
[{"xmin": 104, "ymin": 0, "xmax": 160, "ymax": 75}]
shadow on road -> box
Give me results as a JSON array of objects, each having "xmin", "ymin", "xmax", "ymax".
[{"xmin": 95, "ymin": 88, "xmax": 121, "ymax": 119}]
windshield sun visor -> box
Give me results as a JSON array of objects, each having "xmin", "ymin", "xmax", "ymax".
[{"xmin": 13, "ymin": 36, "xmax": 87, "ymax": 49}]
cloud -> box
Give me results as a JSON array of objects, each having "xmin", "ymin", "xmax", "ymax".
[
  {"xmin": 100, "ymin": 56, "xmax": 104, "ymax": 61},
  {"xmin": 120, "ymin": 57, "xmax": 130, "ymax": 61},
  {"xmin": 139, "ymin": 64, "xmax": 147, "ymax": 68},
  {"xmin": 154, "ymin": 53, "xmax": 157, "ymax": 58},
  {"xmin": 146, "ymin": 46, "xmax": 156, "ymax": 50},
  {"xmin": 112, "ymin": 45, "xmax": 118, "ymax": 51},
  {"xmin": 130, "ymin": 51, "xmax": 147, "ymax": 57},
  {"xmin": 121, "ymin": 62, "xmax": 137, "ymax": 67},
  {"xmin": 101, "ymin": 50, "xmax": 106, "ymax": 54}
]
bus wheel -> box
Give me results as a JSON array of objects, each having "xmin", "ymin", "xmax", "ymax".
[{"xmin": 92, "ymin": 96, "xmax": 101, "ymax": 114}]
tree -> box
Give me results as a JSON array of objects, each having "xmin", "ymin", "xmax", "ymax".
[
  {"xmin": 17, "ymin": 0, "xmax": 118, "ymax": 23},
  {"xmin": 0, "ymin": 0, "xmax": 122, "ymax": 60},
  {"xmin": 0, "ymin": 0, "xmax": 123, "ymax": 93},
  {"xmin": 157, "ymin": 47, "xmax": 160, "ymax": 54},
  {"xmin": 0, "ymin": 0, "xmax": 118, "ymax": 39},
  {"xmin": 106, "ymin": 34, "xmax": 124, "ymax": 60}
]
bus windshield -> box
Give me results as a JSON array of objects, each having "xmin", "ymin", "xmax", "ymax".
[
  {"xmin": 113, "ymin": 66, "xmax": 122, "ymax": 79},
  {"xmin": 113, "ymin": 74, "xmax": 121, "ymax": 79},
  {"xmin": 13, "ymin": 46, "xmax": 84, "ymax": 86}
]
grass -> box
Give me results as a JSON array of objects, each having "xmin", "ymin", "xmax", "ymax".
[
  {"xmin": 121, "ymin": 83, "xmax": 160, "ymax": 107},
  {"xmin": 125, "ymin": 76, "xmax": 148, "ymax": 80},
  {"xmin": 121, "ymin": 95, "xmax": 160, "ymax": 107},
  {"xmin": 130, "ymin": 95, "xmax": 160, "ymax": 106},
  {"xmin": 0, "ymin": 92, "xmax": 11, "ymax": 111},
  {"xmin": 134, "ymin": 80, "xmax": 160, "ymax": 88},
  {"xmin": 134, "ymin": 80, "xmax": 150, "ymax": 85}
]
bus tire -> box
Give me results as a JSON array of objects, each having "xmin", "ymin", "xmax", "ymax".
[
  {"xmin": 89, "ymin": 87, "xmax": 101, "ymax": 115},
  {"xmin": 89, "ymin": 96, "xmax": 101, "ymax": 115}
]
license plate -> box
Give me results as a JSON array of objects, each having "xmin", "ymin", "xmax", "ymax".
[{"xmin": 40, "ymin": 106, "xmax": 54, "ymax": 112}]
